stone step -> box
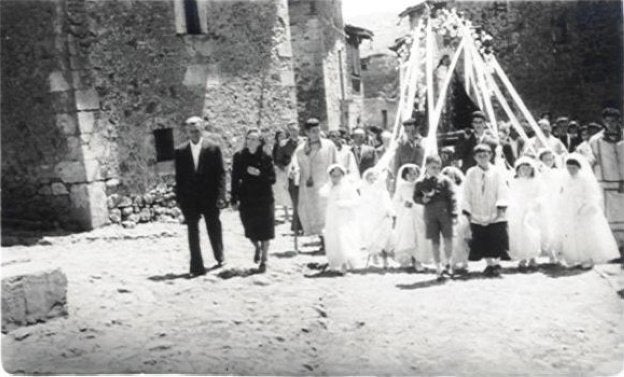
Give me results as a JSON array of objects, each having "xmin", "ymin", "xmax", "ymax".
[{"xmin": 1, "ymin": 268, "xmax": 68, "ymax": 333}]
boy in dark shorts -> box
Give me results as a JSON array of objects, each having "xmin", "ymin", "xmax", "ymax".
[{"xmin": 414, "ymin": 155, "xmax": 458, "ymax": 279}]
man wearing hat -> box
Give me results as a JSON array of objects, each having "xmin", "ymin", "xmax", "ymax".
[
  {"xmin": 553, "ymin": 116, "xmax": 569, "ymax": 143},
  {"xmin": 589, "ymin": 107, "xmax": 624, "ymax": 249},
  {"xmin": 556, "ymin": 117, "xmax": 582, "ymax": 152},
  {"xmin": 455, "ymin": 110, "xmax": 498, "ymax": 173},
  {"xmin": 392, "ymin": 117, "xmax": 426, "ymax": 184}
]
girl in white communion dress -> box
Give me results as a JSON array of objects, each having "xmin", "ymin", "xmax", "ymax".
[
  {"xmin": 556, "ymin": 153, "xmax": 620, "ymax": 269},
  {"xmin": 321, "ymin": 164, "xmax": 363, "ymax": 273}
]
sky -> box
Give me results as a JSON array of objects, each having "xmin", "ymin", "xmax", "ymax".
[{"xmin": 342, "ymin": 0, "xmax": 423, "ymax": 19}]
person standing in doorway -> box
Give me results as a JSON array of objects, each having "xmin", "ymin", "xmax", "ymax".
[{"xmin": 174, "ymin": 116, "xmax": 226, "ymax": 276}]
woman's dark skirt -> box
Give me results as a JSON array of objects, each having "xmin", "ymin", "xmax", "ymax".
[
  {"xmin": 469, "ymin": 222, "xmax": 511, "ymax": 261},
  {"xmin": 240, "ymin": 201, "xmax": 275, "ymax": 241}
]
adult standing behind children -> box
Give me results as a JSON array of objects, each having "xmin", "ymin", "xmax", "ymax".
[
  {"xmin": 462, "ymin": 144, "xmax": 511, "ymax": 277},
  {"xmin": 294, "ymin": 118, "xmax": 337, "ymax": 246},
  {"xmin": 351, "ymin": 127, "xmax": 377, "ymax": 176},
  {"xmin": 589, "ymin": 107, "xmax": 624, "ymax": 249},
  {"xmin": 455, "ymin": 110, "xmax": 498, "ymax": 173},
  {"xmin": 393, "ymin": 118, "xmax": 426, "ymax": 184}
]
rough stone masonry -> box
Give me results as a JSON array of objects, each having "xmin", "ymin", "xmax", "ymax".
[{"xmin": 0, "ymin": 0, "xmax": 307, "ymax": 231}]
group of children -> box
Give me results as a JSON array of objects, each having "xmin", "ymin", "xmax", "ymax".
[{"xmin": 321, "ymin": 142, "xmax": 620, "ymax": 279}]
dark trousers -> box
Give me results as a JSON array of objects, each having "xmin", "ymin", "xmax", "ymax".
[
  {"xmin": 288, "ymin": 178, "xmax": 302, "ymax": 232},
  {"xmin": 182, "ymin": 207, "xmax": 224, "ymax": 273}
]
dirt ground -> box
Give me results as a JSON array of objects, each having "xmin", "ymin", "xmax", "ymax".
[{"xmin": 2, "ymin": 209, "xmax": 623, "ymax": 376}]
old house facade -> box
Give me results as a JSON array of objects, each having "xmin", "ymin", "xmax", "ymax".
[{"xmin": 1, "ymin": 0, "xmax": 367, "ymax": 231}]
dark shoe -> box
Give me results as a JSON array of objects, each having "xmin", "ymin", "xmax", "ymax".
[
  {"xmin": 483, "ymin": 265, "xmax": 494, "ymax": 277},
  {"xmin": 436, "ymin": 274, "xmax": 446, "ymax": 282},
  {"xmin": 454, "ymin": 267, "xmax": 468, "ymax": 275},
  {"xmin": 216, "ymin": 260, "xmax": 226, "ymax": 268},
  {"xmin": 189, "ymin": 269, "xmax": 206, "ymax": 277},
  {"xmin": 491, "ymin": 265, "xmax": 502, "ymax": 277},
  {"xmin": 518, "ymin": 264, "xmax": 528, "ymax": 273},
  {"xmin": 258, "ymin": 263, "xmax": 267, "ymax": 273},
  {"xmin": 254, "ymin": 248, "xmax": 261, "ymax": 264},
  {"xmin": 442, "ymin": 264, "xmax": 453, "ymax": 277}
]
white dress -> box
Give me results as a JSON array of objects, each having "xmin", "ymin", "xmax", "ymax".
[
  {"xmin": 359, "ymin": 174, "xmax": 395, "ymax": 257},
  {"xmin": 323, "ymin": 180, "xmax": 363, "ymax": 271},
  {"xmin": 452, "ymin": 183, "xmax": 471, "ymax": 265},
  {"xmin": 336, "ymin": 147, "xmax": 360, "ymax": 184},
  {"xmin": 392, "ymin": 180, "xmax": 431, "ymax": 265},
  {"xmin": 537, "ymin": 165, "xmax": 563, "ymax": 254},
  {"xmin": 508, "ymin": 177, "xmax": 542, "ymax": 260},
  {"xmin": 557, "ymin": 170, "xmax": 620, "ymax": 264}
]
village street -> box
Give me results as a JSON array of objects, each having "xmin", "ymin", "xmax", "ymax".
[{"xmin": 2, "ymin": 210, "xmax": 623, "ymax": 376}]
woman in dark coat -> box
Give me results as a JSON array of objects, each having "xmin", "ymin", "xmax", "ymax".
[{"xmin": 231, "ymin": 128, "xmax": 276, "ymax": 272}]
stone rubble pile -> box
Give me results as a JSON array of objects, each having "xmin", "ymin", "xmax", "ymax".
[{"xmin": 106, "ymin": 180, "xmax": 183, "ymax": 228}]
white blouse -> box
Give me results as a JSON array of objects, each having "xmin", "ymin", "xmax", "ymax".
[{"xmin": 463, "ymin": 164, "xmax": 510, "ymax": 225}]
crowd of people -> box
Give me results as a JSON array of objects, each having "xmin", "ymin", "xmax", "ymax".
[{"xmin": 174, "ymin": 107, "xmax": 623, "ymax": 279}]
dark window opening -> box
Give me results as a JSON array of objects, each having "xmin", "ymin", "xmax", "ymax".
[
  {"xmin": 309, "ymin": 2, "xmax": 317, "ymax": 15},
  {"xmin": 184, "ymin": 0, "xmax": 202, "ymax": 35},
  {"xmin": 381, "ymin": 110, "xmax": 388, "ymax": 129},
  {"xmin": 154, "ymin": 128, "xmax": 175, "ymax": 162},
  {"xmin": 351, "ymin": 78, "xmax": 361, "ymax": 93}
]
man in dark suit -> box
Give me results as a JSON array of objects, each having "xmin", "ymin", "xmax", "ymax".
[
  {"xmin": 175, "ymin": 116, "xmax": 227, "ymax": 276},
  {"xmin": 351, "ymin": 127, "xmax": 377, "ymax": 175}
]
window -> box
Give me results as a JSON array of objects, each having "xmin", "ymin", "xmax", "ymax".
[
  {"xmin": 153, "ymin": 128, "xmax": 175, "ymax": 162},
  {"xmin": 184, "ymin": 0, "xmax": 201, "ymax": 35},
  {"xmin": 381, "ymin": 110, "xmax": 388, "ymax": 129},
  {"xmin": 174, "ymin": 0, "xmax": 208, "ymax": 35},
  {"xmin": 349, "ymin": 45, "xmax": 361, "ymax": 77},
  {"xmin": 351, "ymin": 77, "xmax": 361, "ymax": 94},
  {"xmin": 309, "ymin": 2, "xmax": 317, "ymax": 15}
]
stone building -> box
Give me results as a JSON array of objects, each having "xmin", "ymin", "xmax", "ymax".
[
  {"xmin": 1, "ymin": 0, "xmax": 300, "ymax": 230},
  {"xmin": 395, "ymin": 0, "xmax": 623, "ymax": 125},
  {"xmin": 288, "ymin": 0, "xmax": 370, "ymax": 130},
  {"xmin": 1, "ymin": 0, "xmax": 374, "ymax": 231},
  {"xmin": 361, "ymin": 53, "xmax": 401, "ymax": 130},
  {"xmin": 343, "ymin": 24, "xmax": 373, "ymax": 129}
]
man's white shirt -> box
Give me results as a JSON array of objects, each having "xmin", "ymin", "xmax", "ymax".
[{"xmin": 190, "ymin": 138, "xmax": 203, "ymax": 171}]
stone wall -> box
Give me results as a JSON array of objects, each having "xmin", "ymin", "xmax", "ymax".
[
  {"xmin": 289, "ymin": 0, "xmax": 349, "ymax": 129},
  {"xmin": 1, "ymin": 0, "xmax": 298, "ymax": 231},
  {"xmin": 361, "ymin": 53, "xmax": 400, "ymax": 99},
  {"xmin": 362, "ymin": 97, "xmax": 399, "ymax": 131},
  {"xmin": 457, "ymin": 0, "xmax": 623, "ymax": 122},
  {"xmin": 1, "ymin": 0, "xmax": 107, "ymax": 231}
]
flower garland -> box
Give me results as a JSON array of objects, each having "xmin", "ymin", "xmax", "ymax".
[{"xmin": 396, "ymin": 6, "xmax": 496, "ymax": 64}]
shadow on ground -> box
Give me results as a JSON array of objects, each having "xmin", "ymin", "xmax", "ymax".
[
  {"xmin": 271, "ymin": 250, "xmax": 299, "ymax": 259},
  {"xmin": 148, "ymin": 265, "xmax": 222, "ymax": 281},
  {"xmin": 217, "ymin": 267, "xmax": 263, "ymax": 279}
]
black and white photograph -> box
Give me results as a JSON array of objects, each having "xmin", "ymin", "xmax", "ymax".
[{"xmin": 1, "ymin": 0, "xmax": 623, "ymax": 375}]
